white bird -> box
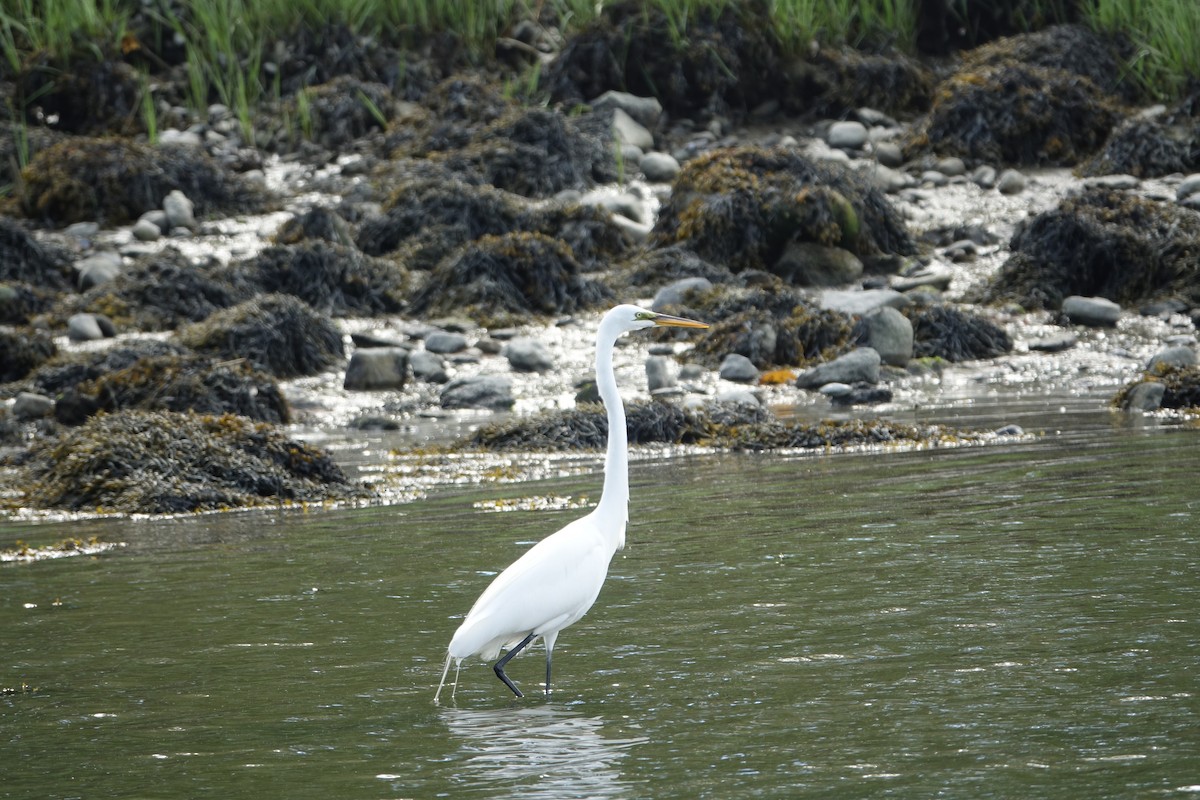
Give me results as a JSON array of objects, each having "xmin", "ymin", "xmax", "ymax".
[{"xmin": 435, "ymin": 304, "xmax": 709, "ymax": 702}]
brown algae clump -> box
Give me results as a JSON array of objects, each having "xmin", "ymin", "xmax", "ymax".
[
  {"xmin": 655, "ymin": 147, "xmax": 914, "ymax": 277},
  {"xmin": 22, "ymin": 410, "xmax": 371, "ymax": 514}
]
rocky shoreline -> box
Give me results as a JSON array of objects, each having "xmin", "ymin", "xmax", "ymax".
[{"xmin": 2, "ymin": 14, "xmax": 1199, "ymax": 516}]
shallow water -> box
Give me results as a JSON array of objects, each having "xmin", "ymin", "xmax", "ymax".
[{"xmin": 2, "ymin": 410, "xmax": 1198, "ymax": 799}]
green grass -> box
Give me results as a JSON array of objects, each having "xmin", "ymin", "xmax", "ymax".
[
  {"xmin": 0, "ymin": 0, "xmax": 1197, "ymax": 126},
  {"xmin": 0, "ymin": 0, "xmax": 128, "ymax": 68},
  {"xmin": 1083, "ymin": 0, "xmax": 1200, "ymax": 100},
  {"xmin": 770, "ymin": 0, "xmax": 916, "ymax": 51}
]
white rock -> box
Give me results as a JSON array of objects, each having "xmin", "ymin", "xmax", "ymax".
[
  {"xmin": 828, "ymin": 120, "xmax": 868, "ymax": 149},
  {"xmin": 163, "ymin": 189, "xmax": 196, "ymax": 230},
  {"xmin": 639, "ymin": 151, "xmax": 681, "ymax": 182},
  {"xmin": 132, "ymin": 218, "xmax": 161, "ymax": 241},
  {"xmin": 158, "ymin": 128, "xmax": 203, "ymax": 147},
  {"xmin": 1176, "ymin": 173, "xmax": 1200, "ymax": 202},
  {"xmin": 996, "ymin": 169, "xmax": 1027, "ymax": 195},
  {"xmin": 611, "ymin": 108, "xmax": 654, "ymax": 151},
  {"xmin": 590, "ymin": 91, "xmax": 662, "ymax": 128}
]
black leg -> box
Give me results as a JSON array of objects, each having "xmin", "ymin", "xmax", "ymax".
[
  {"xmin": 545, "ymin": 650, "xmax": 552, "ymax": 698},
  {"xmin": 493, "ymin": 632, "xmax": 535, "ymax": 698}
]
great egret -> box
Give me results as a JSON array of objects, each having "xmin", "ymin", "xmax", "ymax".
[{"xmin": 435, "ymin": 304, "xmax": 709, "ymax": 702}]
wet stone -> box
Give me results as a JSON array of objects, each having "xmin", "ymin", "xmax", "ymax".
[
  {"xmin": 821, "ymin": 381, "xmax": 893, "ymax": 406},
  {"xmin": 1176, "ymin": 174, "xmax": 1200, "ymax": 202},
  {"xmin": 715, "ymin": 388, "xmax": 761, "ymax": 407},
  {"xmin": 971, "ymin": 165, "xmax": 997, "ymax": 189},
  {"xmin": 872, "ymin": 141, "xmax": 904, "ymax": 168},
  {"xmin": 640, "ymin": 152, "xmax": 681, "ymax": 182},
  {"xmin": 1027, "ymin": 332, "xmax": 1078, "ymax": 353},
  {"xmin": 75, "ymin": 251, "xmax": 122, "ymax": 290},
  {"xmin": 646, "ymin": 356, "xmax": 678, "ymax": 393},
  {"xmin": 1063, "ymin": 295, "xmax": 1121, "ymax": 327},
  {"xmin": 163, "ymin": 189, "xmax": 197, "ymax": 230},
  {"xmin": 935, "ymin": 157, "xmax": 967, "ymax": 176},
  {"xmin": 440, "ymin": 375, "xmax": 515, "ymax": 411},
  {"xmin": 132, "ymin": 218, "xmax": 161, "ymax": 241},
  {"xmin": 409, "ymin": 350, "xmax": 449, "ymax": 384},
  {"xmin": 820, "ymin": 288, "xmax": 909, "ymax": 316},
  {"xmin": 67, "ymin": 313, "xmax": 109, "ymax": 341},
  {"xmin": 796, "ymin": 347, "xmax": 882, "ymax": 389},
  {"xmin": 1121, "ymin": 381, "xmax": 1165, "ymax": 412},
  {"xmin": 13, "ymin": 391, "xmax": 54, "ymax": 420},
  {"xmin": 611, "ymin": 108, "xmax": 654, "ymax": 150},
  {"xmin": 424, "ymin": 331, "xmax": 470, "ymax": 354},
  {"xmin": 860, "ymin": 307, "xmax": 913, "ymax": 367},
  {"xmin": 718, "ymin": 353, "xmax": 759, "ymax": 383},
  {"xmin": 828, "ymin": 121, "xmax": 869, "ymax": 150},
  {"xmin": 1147, "ymin": 345, "xmax": 1197, "ymax": 372},
  {"xmin": 502, "ymin": 337, "xmax": 554, "ymax": 373},
  {"xmin": 343, "ymin": 348, "xmax": 409, "ymax": 391},
  {"xmin": 590, "ymin": 91, "xmax": 663, "ymax": 129},
  {"xmin": 996, "ymin": 169, "xmax": 1027, "ymax": 195}
]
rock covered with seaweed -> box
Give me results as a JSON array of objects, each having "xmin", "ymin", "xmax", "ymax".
[
  {"xmin": 466, "ymin": 398, "xmax": 1001, "ymax": 452},
  {"xmin": 16, "ymin": 410, "xmax": 369, "ymax": 515}
]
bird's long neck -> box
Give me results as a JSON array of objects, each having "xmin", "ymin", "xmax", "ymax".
[{"xmin": 594, "ymin": 318, "xmax": 629, "ymax": 547}]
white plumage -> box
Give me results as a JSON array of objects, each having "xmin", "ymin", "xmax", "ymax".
[{"xmin": 435, "ymin": 304, "xmax": 708, "ymax": 702}]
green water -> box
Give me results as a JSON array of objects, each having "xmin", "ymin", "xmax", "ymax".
[{"xmin": 2, "ymin": 421, "xmax": 1198, "ymax": 799}]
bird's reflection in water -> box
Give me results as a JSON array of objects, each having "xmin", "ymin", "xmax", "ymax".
[{"xmin": 441, "ymin": 704, "xmax": 645, "ymax": 798}]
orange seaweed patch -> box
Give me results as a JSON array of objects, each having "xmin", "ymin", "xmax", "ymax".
[{"xmin": 759, "ymin": 368, "xmax": 796, "ymax": 385}]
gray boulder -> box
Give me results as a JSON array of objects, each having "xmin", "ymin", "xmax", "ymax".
[
  {"xmin": 441, "ymin": 375, "xmax": 515, "ymax": 410},
  {"xmin": 424, "ymin": 331, "xmax": 470, "ymax": 354},
  {"xmin": 861, "ymin": 306, "xmax": 913, "ymax": 366},
  {"xmin": 591, "ymin": 90, "xmax": 663, "ymax": 129},
  {"xmin": 67, "ymin": 313, "xmax": 113, "ymax": 341},
  {"xmin": 828, "ymin": 120, "xmax": 868, "ymax": 149},
  {"xmin": 13, "ymin": 391, "xmax": 54, "ymax": 420},
  {"xmin": 1063, "ymin": 295, "xmax": 1121, "ymax": 327},
  {"xmin": 611, "ymin": 108, "xmax": 654, "ymax": 150},
  {"xmin": 996, "ymin": 169, "xmax": 1027, "ymax": 195},
  {"xmin": 75, "ymin": 251, "xmax": 122, "ymax": 291},
  {"xmin": 646, "ymin": 356, "xmax": 677, "ymax": 393},
  {"xmin": 1121, "ymin": 381, "xmax": 1165, "ymax": 412},
  {"xmin": 1175, "ymin": 173, "xmax": 1200, "ymax": 202},
  {"xmin": 718, "ymin": 353, "xmax": 759, "ymax": 383},
  {"xmin": 936, "ymin": 156, "xmax": 967, "ymax": 176},
  {"xmin": 820, "ymin": 288, "xmax": 909, "ymax": 315},
  {"xmin": 132, "ymin": 218, "xmax": 162, "ymax": 242},
  {"xmin": 1028, "ymin": 332, "xmax": 1078, "ymax": 353},
  {"xmin": 1147, "ymin": 345, "xmax": 1196, "ymax": 372},
  {"xmin": 715, "ymin": 388, "xmax": 762, "ymax": 407},
  {"xmin": 343, "ymin": 348, "xmax": 409, "ymax": 391},
  {"xmin": 409, "ymin": 350, "xmax": 449, "ymax": 383},
  {"xmin": 503, "ymin": 337, "xmax": 554, "ymax": 373},
  {"xmin": 796, "ymin": 347, "xmax": 882, "ymax": 389},
  {"xmin": 163, "ymin": 189, "xmax": 196, "ymax": 230},
  {"xmin": 872, "ymin": 141, "xmax": 904, "ymax": 168},
  {"xmin": 971, "ymin": 165, "xmax": 997, "ymax": 189},
  {"xmin": 639, "ymin": 152, "xmax": 681, "ymax": 182}
]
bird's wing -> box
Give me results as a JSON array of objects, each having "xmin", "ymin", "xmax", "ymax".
[{"xmin": 448, "ymin": 514, "xmax": 613, "ymax": 660}]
